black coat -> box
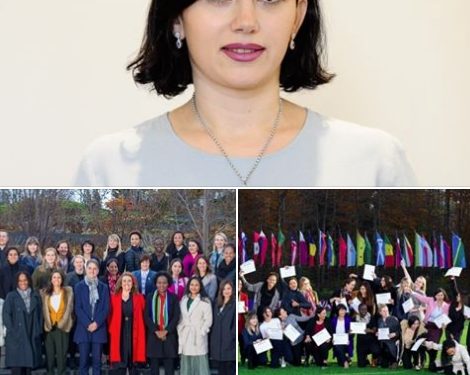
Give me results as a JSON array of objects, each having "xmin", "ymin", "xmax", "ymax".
[
  {"xmin": 2, "ymin": 289, "xmax": 43, "ymax": 368},
  {"xmin": 0, "ymin": 262, "xmax": 29, "ymax": 299},
  {"xmin": 166, "ymin": 244, "xmax": 189, "ymax": 262},
  {"xmin": 144, "ymin": 291, "xmax": 181, "ymax": 358},
  {"xmin": 210, "ymin": 300, "xmax": 236, "ymax": 362},
  {"xmin": 216, "ymin": 259, "xmax": 236, "ymax": 285},
  {"xmin": 101, "ymin": 249, "xmax": 125, "ymax": 275}
]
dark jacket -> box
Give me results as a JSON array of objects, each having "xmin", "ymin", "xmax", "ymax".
[
  {"xmin": 3, "ymin": 289, "xmax": 43, "ymax": 368},
  {"xmin": 281, "ymin": 288, "xmax": 311, "ymax": 316},
  {"xmin": 167, "ymin": 244, "xmax": 189, "ymax": 262},
  {"xmin": 124, "ymin": 247, "xmax": 144, "ymax": 272},
  {"xmin": 150, "ymin": 253, "xmax": 169, "ymax": 273},
  {"xmin": 216, "ymin": 258, "xmax": 236, "ymax": 285},
  {"xmin": 65, "ymin": 271, "xmax": 85, "ymax": 290},
  {"xmin": 73, "ymin": 279, "xmax": 110, "ymax": 344},
  {"xmin": 132, "ymin": 270, "xmax": 157, "ymax": 297},
  {"xmin": 101, "ymin": 249, "xmax": 125, "ymax": 275},
  {"xmin": 0, "ymin": 262, "xmax": 29, "ymax": 299},
  {"xmin": 210, "ymin": 300, "xmax": 236, "ymax": 362},
  {"xmin": 144, "ymin": 291, "xmax": 181, "ymax": 358}
]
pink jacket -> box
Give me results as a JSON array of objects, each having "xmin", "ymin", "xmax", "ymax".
[{"xmin": 412, "ymin": 291, "xmax": 449, "ymax": 323}]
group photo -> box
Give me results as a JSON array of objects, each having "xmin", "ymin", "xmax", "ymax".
[
  {"xmin": 0, "ymin": 189, "xmax": 236, "ymax": 375},
  {"xmin": 238, "ymin": 189, "xmax": 470, "ymax": 375}
]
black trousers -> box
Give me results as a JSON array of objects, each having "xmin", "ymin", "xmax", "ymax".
[
  {"xmin": 244, "ymin": 345, "xmax": 267, "ymax": 369},
  {"xmin": 402, "ymin": 347, "xmax": 425, "ymax": 369},
  {"xmin": 110, "ymin": 368, "xmax": 137, "ymax": 375},
  {"xmin": 216, "ymin": 360, "xmax": 236, "ymax": 375},
  {"xmin": 150, "ymin": 357, "xmax": 175, "ymax": 375},
  {"xmin": 11, "ymin": 368, "xmax": 32, "ymax": 375},
  {"xmin": 357, "ymin": 337, "xmax": 381, "ymax": 367},
  {"xmin": 305, "ymin": 342, "xmax": 329, "ymax": 366}
]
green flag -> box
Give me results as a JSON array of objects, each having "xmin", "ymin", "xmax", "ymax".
[
  {"xmin": 364, "ymin": 232, "xmax": 372, "ymax": 264},
  {"xmin": 357, "ymin": 230, "xmax": 366, "ymax": 266}
]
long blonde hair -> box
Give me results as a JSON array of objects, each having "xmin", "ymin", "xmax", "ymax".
[
  {"xmin": 213, "ymin": 232, "xmax": 228, "ymax": 250},
  {"xmin": 103, "ymin": 234, "xmax": 123, "ymax": 259},
  {"xmin": 414, "ymin": 276, "xmax": 427, "ymax": 294},
  {"xmin": 245, "ymin": 312, "xmax": 260, "ymax": 335},
  {"xmin": 41, "ymin": 247, "xmax": 59, "ymax": 269},
  {"xmin": 299, "ymin": 277, "xmax": 319, "ymax": 301}
]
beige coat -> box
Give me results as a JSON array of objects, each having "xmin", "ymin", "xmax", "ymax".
[
  {"xmin": 177, "ymin": 295, "xmax": 213, "ymax": 356},
  {"xmin": 41, "ymin": 286, "xmax": 74, "ymax": 333}
]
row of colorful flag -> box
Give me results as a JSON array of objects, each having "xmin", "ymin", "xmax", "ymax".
[{"xmin": 238, "ymin": 229, "xmax": 467, "ymax": 269}]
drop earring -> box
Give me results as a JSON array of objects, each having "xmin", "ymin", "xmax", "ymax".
[
  {"xmin": 174, "ymin": 31, "xmax": 183, "ymax": 49},
  {"xmin": 289, "ymin": 34, "xmax": 296, "ymax": 50}
]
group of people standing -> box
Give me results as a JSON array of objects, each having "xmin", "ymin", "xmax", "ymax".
[
  {"xmin": 239, "ymin": 260, "xmax": 470, "ymax": 375},
  {"xmin": 0, "ymin": 229, "xmax": 236, "ymax": 375}
]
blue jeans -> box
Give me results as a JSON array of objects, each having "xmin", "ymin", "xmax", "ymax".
[{"xmin": 78, "ymin": 342, "xmax": 103, "ymax": 375}]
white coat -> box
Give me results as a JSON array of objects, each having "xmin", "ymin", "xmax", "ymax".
[{"xmin": 177, "ymin": 295, "xmax": 213, "ymax": 356}]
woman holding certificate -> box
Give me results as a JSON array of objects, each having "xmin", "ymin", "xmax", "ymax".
[
  {"xmin": 411, "ymin": 287, "xmax": 450, "ymax": 371},
  {"xmin": 376, "ymin": 304, "xmax": 400, "ymax": 369},
  {"xmin": 259, "ymin": 307, "xmax": 289, "ymax": 368},
  {"xmin": 330, "ymin": 304, "xmax": 353, "ymax": 368},
  {"xmin": 241, "ymin": 313, "xmax": 267, "ymax": 370},
  {"xmin": 280, "ymin": 277, "xmax": 311, "ymax": 317},
  {"xmin": 303, "ymin": 306, "xmax": 332, "ymax": 368},
  {"xmin": 278, "ymin": 307, "xmax": 310, "ymax": 366},
  {"xmin": 400, "ymin": 315, "xmax": 427, "ymax": 370}
]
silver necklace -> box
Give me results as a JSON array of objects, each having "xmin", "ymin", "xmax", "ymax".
[{"xmin": 191, "ymin": 93, "xmax": 283, "ymax": 186}]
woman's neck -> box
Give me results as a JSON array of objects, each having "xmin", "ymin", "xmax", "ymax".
[{"xmin": 53, "ymin": 286, "xmax": 61, "ymax": 293}]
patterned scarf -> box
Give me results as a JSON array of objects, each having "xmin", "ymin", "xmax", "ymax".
[
  {"xmin": 84, "ymin": 276, "xmax": 99, "ymax": 318},
  {"xmin": 152, "ymin": 292, "xmax": 169, "ymax": 330},
  {"xmin": 107, "ymin": 274, "xmax": 119, "ymax": 294},
  {"xmin": 17, "ymin": 287, "xmax": 32, "ymax": 313}
]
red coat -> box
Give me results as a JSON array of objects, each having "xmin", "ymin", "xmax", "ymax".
[
  {"xmin": 108, "ymin": 292, "xmax": 146, "ymax": 363},
  {"xmin": 238, "ymin": 292, "xmax": 249, "ymax": 336}
]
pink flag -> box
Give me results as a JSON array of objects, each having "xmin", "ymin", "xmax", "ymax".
[{"xmin": 299, "ymin": 231, "xmax": 308, "ymax": 266}]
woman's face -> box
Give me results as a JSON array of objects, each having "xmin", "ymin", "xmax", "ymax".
[
  {"xmin": 288, "ymin": 278, "xmax": 297, "ymax": 290},
  {"xmin": 238, "ymin": 279, "xmax": 243, "ymax": 292},
  {"xmin": 57, "ymin": 242, "xmax": 69, "ymax": 257},
  {"xmin": 380, "ymin": 277, "xmax": 386, "ymax": 288},
  {"xmin": 86, "ymin": 262, "xmax": 99, "ymax": 279},
  {"xmin": 171, "ymin": 261, "xmax": 183, "ymax": 276},
  {"xmin": 121, "ymin": 275, "xmax": 133, "ymax": 292},
  {"xmin": 45, "ymin": 250, "xmax": 56, "ymax": 265},
  {"xmin": 74, "ymin": 257, "xmax": 85, "ymax": 273},
  {"xmin": 7, "ymin": 250, "xmax": 19, "ymax": 265},
  {"xmin": 130, "ymin": 234, "xmax": 141, "ymax": 247},
  {"xmin": 279, "ymin": 308, "xmax": 287, "ymax": 319},
  {"xmin": 107, "ymin": 261, "xmax": 118, "ymax": 276},
  {"xmin": 156, "ymin": 276, "xmax": 169, "ymax": 294},
  {"xmin": 189, "ymin": 279, "xmax": 201, "ymax": 295},
  {"xmin": 197, "ymin": 258, "xmax": 208, "ymax": 273},
  {"xmin": 140, "ymin": 259, "xmax": 150, "ymax": 271},
  {"xmin": 415, "ymin": 278, "xmax": 424, "ymax": 290},
  {"xmin": 338, "ymin": 308, "xmax": 346, "ymax": 318},
  {"xmin": 224, "ymin": 246, "xmax": 235, "ymax": 263},
  {"xmin": 108, "ymin": 237, "xmax": 119, "ymax": 249},
  {"xmin": 214, "ymin": 234, "xmax": 225, "ymax": 249},
  {"xmin": 222, "ymin": 282, "xmax": 233, "ymax": 299},
  {"xmin": 346, "ymin": 280, "xmax": 356, "ymax": 292},
  {"xmin": 263, "ymin": 308, "xmax": 272, "ymax": 320},
  {"xmin": 17, "ymin": 273, "xmax": 29, "ymax": 291},
  {"xmin": 380, "ymin": 306, "xmax": 389, "ymax": 318},
  {"xmin": 249, "ymin": 316, "xmax": 258, "ymax": 326},
  {"xmin": 411, "ymin": 319, "xmax": 420, "ymax": 330},
  {"xmin": 435, "ymin": 292, "xmax": 444, "ymax": 302},
  {"xmin": 51, "ymin": 272, "xmax": 63, "ymax": 288},
  {"xmin": 188, "ymin": 241, "xmax": 199, "ymax": 255},
  {"xmin": 360, "ymin": 285, "xmax": 367, "ymax": 296},
  {"xmin": 83, "ymin": 244, "xmax": 93, "ymax": 255},
  {"xmin": 28, "ymin": 243, "xmax": 38, "ymax": 255},
  {"xmin": 154, "ymin": 239, "xmax": 164, "ymax": 253},
  {"xmin": 318, "ymin": 309, "xmax": 326, "ymax": 320},
  {"xmin": 266, "ymin": 275, "xmax": 277, "ymax": 289},
  {"xmin": 178, "ymin": 0, "xmax": 308, "ymax": 91},
  {"xmin": 173, "ymin": 233, "xmax": 184, "ymax": 247}
]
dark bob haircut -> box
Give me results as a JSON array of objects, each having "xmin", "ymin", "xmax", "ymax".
[{"xmin": 127, "ymin": 0, "xmax": 334, "ymax": 97}]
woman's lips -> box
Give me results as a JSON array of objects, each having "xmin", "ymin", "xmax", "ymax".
[{"xmin": 221, "ymin": 43, "xmax": 265, "ymax": 62}]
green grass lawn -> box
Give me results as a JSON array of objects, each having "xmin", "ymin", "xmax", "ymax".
[{"xmin": 238, "ymin": 321, "xmax": 469, "ymax": 375}]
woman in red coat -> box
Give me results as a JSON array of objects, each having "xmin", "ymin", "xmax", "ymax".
[
  {"xmin": 238, "ymin": 279, "xmax": 249, "ymax": 366},
  {"xmin": 108, "ymin": 272, "xmax": 146, "ymax": 375}
]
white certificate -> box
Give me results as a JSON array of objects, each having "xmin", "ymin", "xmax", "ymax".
[
  {"xmin": 240, "ymin": 260, "xmax": 256, "ymax": 275},
  {"xmin": 266, "ymin": 328, "xmax": 283, "ymax": 340},
  {"xmin": 378, "ymin": 327, "xmax": 390, "ymax": 340},
  {"xmin": 279, "ymin": 266, "xmax": 296, "ymax": 279},
  {"xmin": 350, "ymin": 297, "xmax": 361, "ymax": 313},
  {"xmin": 363, "ymin": 264, "xmax": 375, "ymax": 281},
  {"xmin": 444, "ymin": 267, "xmax": 462, "ymax": 277},
  {"xmin": 464, "ymin": 305, "xmax": 470, "ymax": 319},
  {"xmin": 333, "ymin": 333, "xmax": 349, "ymax": 345},
  {"xmin": 434, "ymin": 314, "xmax": 452, "ymax": 329},
  {"xmin": 350, "ymin": 322, "xmax": 366, "ymax": 335},
  {"xmin": 376, "ymin": 293, "xmax": 391, "ymax": 305},
  {"xmin": 238, "ymin": 301, "xmax": 246, "ymax": 314},
  {"xmin": 402, "ymin": 298, "xmax": 414, "ymax": 314},
  {"xmin": 253, "ymin": 338, "xmax": 273, "ymax": 354},
  {"xmin": 283, "ymin": 324, "xmax": 301, "ymax": 343},
  {"xmin": 312, "ymin": 328, "xmax": 331, "ymax": 346},
  {"xmin": 411, "ymin": 338, "xmax": 426, "ymax": 352}
]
